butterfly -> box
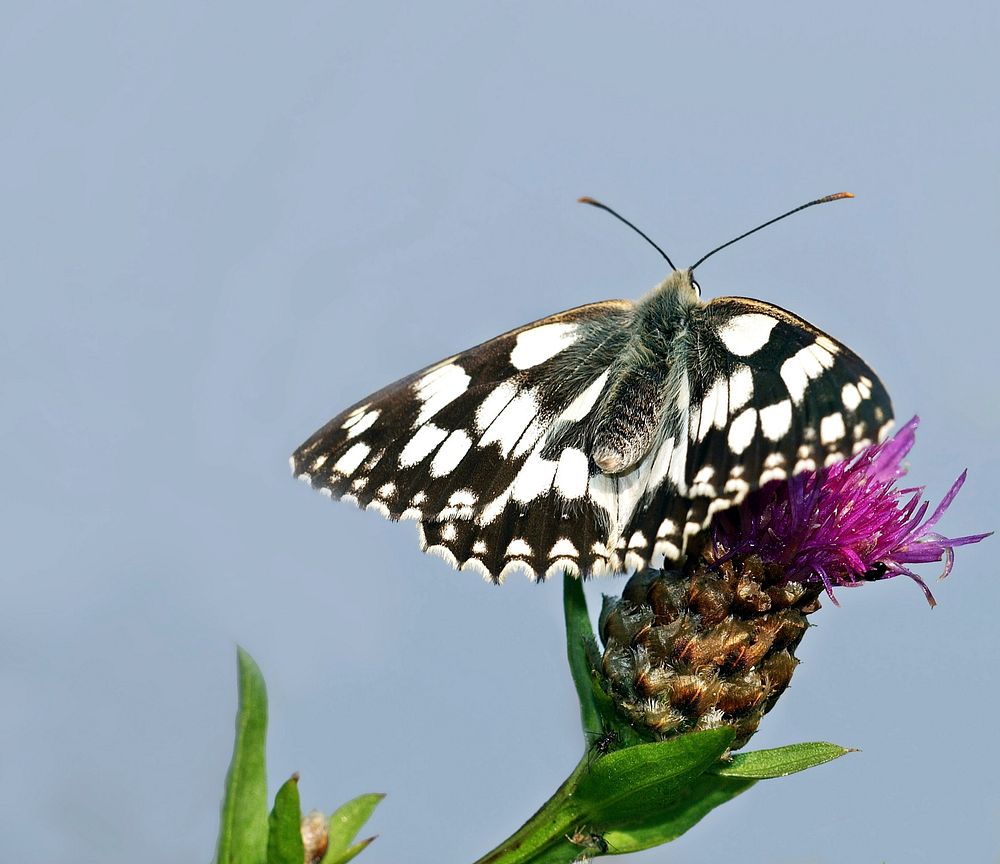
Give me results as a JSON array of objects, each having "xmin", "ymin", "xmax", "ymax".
[{"xmin": 291, "ymin": 193, "xmax": 893, "ymax": 584}]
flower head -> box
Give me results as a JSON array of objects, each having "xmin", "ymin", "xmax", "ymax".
[
  {"xmin": 710, "ymin": 416, "xmax": 990, "ymax": 606},
  {"xmin": 596, "ymin": 417, "xmax": 989, "ymax": 749}
]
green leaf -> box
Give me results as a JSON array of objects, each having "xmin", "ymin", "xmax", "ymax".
[
  {"xmin": 603, "ymin": 772, "xmax": 755, "ymax": 853},
  {"xmin": 562, "ymin": 571, "xmax": 601, "ymax": 736},
  {"xmin": 322, "ymin": 793, "xmax": 384, "ymax": 863},
  {"xmin": 216, "ymin": 647, "xmax": 270, "ymax": 864},
  {"xmin": 322, "ymin": 836, "xmax": 376, "ymax": 864},
  {"xmin": 267, "ymin": 775, "xmax": 305, "ymax": 864},
  {"xmin": 715, "ymin": 742, "xmax": 853, "ymax": 779},
  {"xmin": 473, "ymin": 728, "xmax": 735, "ymax": 864},
  {"xmin": 573, "ymin": 727, "xmax": 735, "ymax": 824}
]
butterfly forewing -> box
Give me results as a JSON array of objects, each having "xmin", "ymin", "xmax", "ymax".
[
  {"xmin": 292, "ymin": 300, "xmax": 637, "ymax": 581},
  {"xmin": 622, "ymin": 297, "xmax": 894, "ymax": 568}
]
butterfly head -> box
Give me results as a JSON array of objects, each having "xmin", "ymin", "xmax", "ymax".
[{"xmin": 652, "ymin": 267, "xmax": 703, "ymax": 309}]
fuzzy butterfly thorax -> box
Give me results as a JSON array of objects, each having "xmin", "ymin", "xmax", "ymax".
[
  {"xmin": 590, "ymin": 270, "xmax": 699, "ymax": 475},
  {"xmin": 293, "ymin": 254, "xmax": 893, "ymax": 584}
]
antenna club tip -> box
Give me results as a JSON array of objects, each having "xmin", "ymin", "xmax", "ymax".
[
  {"xmin": 827, "ymin": 191, "xmax": 855, "ymax": 201},
  {"xmin": 577, "ymin": 196, "xmax": 599, "ymax": 205}
]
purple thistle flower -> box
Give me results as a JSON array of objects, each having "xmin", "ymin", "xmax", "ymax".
[{"xmin": 711, "ymin": 416, "xmax": 991, "ymax": 606}]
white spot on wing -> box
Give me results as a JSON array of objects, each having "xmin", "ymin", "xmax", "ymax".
[
  {"xmin": 347, "ymin": 409, "xmax": 380, "ymax": 439},
  {"xmin": 691, "ymin": 464, "xmax": 716, "ymax": 496},
  {"xmin": 727, "ymin": 407, "xmax": 757, "ymax": 455},
  {"xmin": 367, "ymin": 500, "xmax": 391, "ymax": 518},
  {"xmin": 549, "ymin": 538, "xmax": 579, "ymax": 558},
  {"xmin": 340, "ymin": 404, "xmax": 370, "ymax": 429},
  {"xmin": 333, "ymin": 442, "xmax": 370, "ymax": 475},
  {"xmin": 780, "ymin": 340, "xmax": 835, "ymax": 403},
  {"xmin": 479, "ymin": 388, "xmax": 539, "ymax": 457},
  {"xmin": 399, "ymin": 423, "xmax": 448, "ymax": 467},
  {"xmin": 698, "ymin": 377, "xmax": 729, "ymax": 441},
  {"xmin": 759, "ymin": 466, "xmax": 787, "ymax": 484},
  {"xmin": 475, "ymin": 381, "xmax": 518, "ymax": 433},
  {"xmin": 512, "ymin": 448, "xmax": 558, "ymax": 503},
  {"xmin": 479, "ymin": 481, "xmax": 514, "ymax": 526},
  {"xmin": 449, "ymin": 489, "xmax": 477, "ymax": 507},
  {"xmin": 820, "ymin": 411, "xmax": 846, "ymax": 444},
  {"xmin": 841, "ymin": 383, "xmax": 862, "ymax": 411},
  {"xmin": 505, "ymin": 538, "xmax": 534, "ymax": 558},
  {"xmin": 559, "ymin": 368, "xmax": 611, "ymax": 422},
  {"xmin": 729, "ymin": 365, "xmax": 754, "ymax": 412},
  {"xmin": 718, "ymin": 313, "xmax": 778, "ymax": 356},
  {"xmin": 554, "ymin": 447, "xmax": 589, "ymax": 499},
  {"xmin": 430, "ymin": 428, "xmax": 472, "ymax": 477},
  {"xmin": 647, "ymin": 435, "xmax": 675, "ymax": 492},
  {"xmin": 512, "ymin": 421, "xmax": 545, "ymax": 458},
  {"xmin": 815, "ymin": 335, "xmax": 840, "ymax": 353},
  {"xmin": 509, "ymin": 323, "xmax": 580, "ymax": 370},
  {"xmin": 656, "ymin": 517, "xmax": 677, "ymax": 539},
  {"xmin": 414, "ymin": 364, "xmax": 470, "ymax": 426},
  {"xmin": 653, "ymin": 539, "xmax": 680, "ymax": 562},
  {"xmin": 759, "ymin": 399, "xmax": 792, "ymax": 441}
]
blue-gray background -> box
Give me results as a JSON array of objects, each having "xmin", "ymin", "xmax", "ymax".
[{"xmin": 3, "ymin": 3, "xmax": 998, "ymax": 862}]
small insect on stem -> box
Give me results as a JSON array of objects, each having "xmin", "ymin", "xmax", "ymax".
[
  {"xmin": 585, "ymin": 725, "xmax": 622, "ymax": 768},
  {"xmin": 566, "ymin": 825, "xmax": 611, "ymax": 861}
]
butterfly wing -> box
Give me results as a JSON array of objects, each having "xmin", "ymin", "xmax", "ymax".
[
  {"xmin": 292, "ymin": 299, "xmax": 637, "ymax": 582},
  {"xmin": 623, "ymin": 296, "xmax": 894, "ymax": 568}
]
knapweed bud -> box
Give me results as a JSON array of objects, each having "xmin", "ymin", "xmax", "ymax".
[
  {"xmin": 599, "ymin": 558, "xmax": 820, "ymax": 750},
  {"xmin": 597, "ymin": 417, "xmax": 989, "ymax": 750},
  {"xmin": 301, "ymin": 809, "xmax": 329, "ymax": 864}
]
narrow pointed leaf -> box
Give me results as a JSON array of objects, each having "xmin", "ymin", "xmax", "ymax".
[
  {"xmin": 216, "ymin": 647, "xmax": 269, "ymax": 864},
  {"xmin": 323, "ymin": 793, "xmax": 384, "ymax": 859},
  {"xmin": 715, "ymin": 742, "xmax": 852, "ymax": 778},
  {"xmin": 322, "ymin": 836, "xmax": 376, "ymax": 864},
  {"xmin": 267, "ymin": 775, "xmax": 304, "ymax": 864}
]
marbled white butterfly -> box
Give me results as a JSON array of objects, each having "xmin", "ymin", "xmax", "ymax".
[{"xmin": 292, "ymin": 193, "xmax": 893, "ymax": 584}]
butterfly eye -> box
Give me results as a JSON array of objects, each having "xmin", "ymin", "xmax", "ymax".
[{"xmin": 692, "ymin": 279, "xmax": 702, "ymax": 297}]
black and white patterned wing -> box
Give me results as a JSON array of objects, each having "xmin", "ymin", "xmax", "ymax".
[
  {"xmin": 292, "ymin": 300, "xmax": 637, "ymax": 582},
  {"xmin": 624, "ymin": 297, "xmax": 894, "ymax": 568}
]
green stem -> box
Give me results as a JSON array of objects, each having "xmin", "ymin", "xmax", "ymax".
[{"xmin": 562, "ymin": 572, "xmax": 601, "ymax": 736}]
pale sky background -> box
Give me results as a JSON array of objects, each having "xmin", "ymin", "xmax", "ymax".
[{"xmin": 3, "ymin": 3, "xmax": 999, "ymax": 863}]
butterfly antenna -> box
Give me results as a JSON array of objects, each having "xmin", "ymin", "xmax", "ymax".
[
  {"xmin": 578, "ymin": 196, "xmax": 677, "ymax": 271},
  {"xmin": 690, "ymin": 192, "xmax": 854, "ymax": 272}
]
